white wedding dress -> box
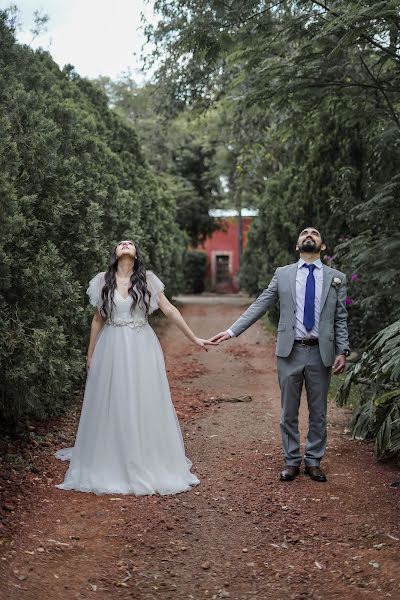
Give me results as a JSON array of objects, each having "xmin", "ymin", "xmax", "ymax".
[{"xmin": 55, "ymin": 271, "xmax": 199, "ymax": 496}]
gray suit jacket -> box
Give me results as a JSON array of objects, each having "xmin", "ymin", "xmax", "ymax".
[{"xmin": 230, "ymin": 263, "xmax": 350, "ymax": 367}]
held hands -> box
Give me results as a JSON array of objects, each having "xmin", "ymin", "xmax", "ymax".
[
  {"xmin": 332, "ymin": 354, "xmax": 346, "ymax": 375},
  {"xmin": 209, "ymin": 330, "xmax": 231, "ymax": 344},
  {"xmin": 193, "ymin": 336, "xmax": 219, "ymax": 352}
]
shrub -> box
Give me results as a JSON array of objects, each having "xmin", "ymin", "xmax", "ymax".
[
  {"xmin": 336, "ymin": 320, "xmax": 400, "ymax": 460},
  {"xmin": 182, "ymin": 250, "xmax": 208, "ymax": 294}
]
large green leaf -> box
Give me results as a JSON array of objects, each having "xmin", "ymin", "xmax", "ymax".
[
  {"xmin": 375, "ymin": 401, "xmax": 400, "ymax": 459},
  {"xmin": 348, "ymin": 398, "xmax": 374, "ymax": 441},
  {"xmin": 337, "ymin": 320, "xmax": 400, "ymax": 459}
]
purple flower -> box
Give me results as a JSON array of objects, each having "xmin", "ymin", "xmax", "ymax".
[
  {"xmin": 345, "ymin": 297, "xmax": 353, "ymax": 306},
  {"xmin": 351, "ymin": 273, "xmax": 359, "ymax": 282},
  {"xmin": 324, "ymin": 255, "xmax": 333, "ymax": 263}
]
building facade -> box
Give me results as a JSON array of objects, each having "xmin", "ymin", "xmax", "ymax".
[{"xmin": 199, "ymin": 209, "xmax": 257, "ymax": 293}]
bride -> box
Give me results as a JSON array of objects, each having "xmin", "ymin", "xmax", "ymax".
[{"xmin": 55, "ymin": 240, "xmax": 213, "ymax": 496}]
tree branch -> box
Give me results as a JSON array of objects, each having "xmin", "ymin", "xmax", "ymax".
[
  {"xmin": 310, "ymin": 0, "xmax": 400, "ymax": 63},
  {"xmin": 219, "ymin": 0, "xmax": 287, "ymax": 29},
  {"xmin": 292, "ymin": 78, "xmax": 400, "ymax": 94},
  {"xmin": 358, "ymin": 54, "xmax": 400, "ymax": 129}
]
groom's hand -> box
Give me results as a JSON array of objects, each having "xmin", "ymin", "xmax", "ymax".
[
  {"xmin": 209, "ymin": 331, "xmax": 231, "ymax": 344},
  {"xmin": 332, "ymin": 354, "xmax": 346, "ymax": 375}
]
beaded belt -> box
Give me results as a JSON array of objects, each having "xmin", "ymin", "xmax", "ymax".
[{"xmin": 106, "ymin": 319, "xmax": 148, "ymax": 330}]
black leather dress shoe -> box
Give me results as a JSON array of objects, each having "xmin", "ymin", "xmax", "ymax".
[
  {"xmin": 280, "ymin": 466, "xmax": 300, "ymax": 481},
  {"xmin": 304, "ymin": 465, "xmax": 327, "ymax": 482}
]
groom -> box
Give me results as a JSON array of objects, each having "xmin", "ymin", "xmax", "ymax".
[{"xmin": 210, "ymin": 227, "xmax": 350, "ymax": 482}]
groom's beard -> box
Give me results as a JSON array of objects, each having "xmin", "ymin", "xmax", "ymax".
[{"xmin": 299, "ymin": 239, "xmax": 322, "ymax": 253}]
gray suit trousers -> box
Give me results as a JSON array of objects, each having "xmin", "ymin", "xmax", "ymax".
[{"xmin": 277, "ymin": 344, "xmax": 331, "ymax": 467}]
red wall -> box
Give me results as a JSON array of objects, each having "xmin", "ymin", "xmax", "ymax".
[{"xmin": 198, "ymin": 216, "xmax": 253, "ymax": 292}]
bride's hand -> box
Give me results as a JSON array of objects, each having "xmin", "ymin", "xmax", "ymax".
[
  {"xmin": 193, "ymin": 337, "xmax": 218, "ymax": 352},
  {"xmin": 86, "ymin": 355, "xmax": 92, "ymax": 371}
]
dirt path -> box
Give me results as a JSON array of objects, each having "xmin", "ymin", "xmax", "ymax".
[{"xmin": 1, "ymin": 299, "xmax": 399, "ymax": 600}]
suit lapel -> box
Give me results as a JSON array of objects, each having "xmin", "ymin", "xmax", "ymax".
[
  {"xmin": 320, "ymin": 266, "xmax": 333, "ymax": 310},
  {"xmin": 289, "ymin": 263, "xmax": 297, "ymax": 304}
]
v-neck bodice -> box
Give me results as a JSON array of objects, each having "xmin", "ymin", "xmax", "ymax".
[
  {"xmin": 115, "ymin": 288, "xmax": 130, "ymax": 301},
  {"xmin": 86, "ymin": 270, "xmax": 165, "ymax": 329},
  {"xmin": 107, "ymin": 288, "xmax": 147, "ymax": 328}
]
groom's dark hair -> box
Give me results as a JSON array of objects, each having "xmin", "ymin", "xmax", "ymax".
[{"xmin": 298, "ymin": 227, "xmax": 323, "ymax": 242}]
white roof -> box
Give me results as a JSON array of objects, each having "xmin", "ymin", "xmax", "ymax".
[{"xmin": 209, "ymin": 208, "xmax": 259, "ymax": 218}]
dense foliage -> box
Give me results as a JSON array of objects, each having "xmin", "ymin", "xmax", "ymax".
[
  {"xmin": 94, "ymin": 75, "xmax": 224, "ymax": 246},
  {"xmin": 337, "ymin": 320, "xmax": 400, "ymax": 460},
  {"xmin": 145, "ymin": 0, "xmax": 400, "ymax": 457},
  {"xmin": 0, "ymin": 13, "xmax": 184, "ymax": 426}
]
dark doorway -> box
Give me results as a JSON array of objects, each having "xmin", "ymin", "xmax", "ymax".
[{"xmin": 215, "ymin": 254, "xmax": 230, "ymax": 284}]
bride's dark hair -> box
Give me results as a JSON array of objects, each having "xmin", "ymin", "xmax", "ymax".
[{"xmin": 100, "ymin": 241, "xmax": 151, "ymax": 319}]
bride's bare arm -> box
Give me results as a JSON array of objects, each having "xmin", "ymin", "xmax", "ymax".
[
  {"xmin": 86, "ymin": 310, "xmax": 105, "ymax": 369},
  {"xmin": 158, "ymin": 294, "xmax": 215, "ymax": 351}
]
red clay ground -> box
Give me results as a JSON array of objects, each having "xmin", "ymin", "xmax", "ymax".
[{"xmin": 1, "ymin": 298, "xmax": 399, "ymax": 600}]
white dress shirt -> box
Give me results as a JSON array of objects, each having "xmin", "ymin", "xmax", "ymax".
[{"xmin": 228, "ymin": 258, "xmax": 324, "ymax": 339}]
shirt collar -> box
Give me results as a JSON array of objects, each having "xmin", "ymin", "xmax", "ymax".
[{"xmin": 298, "ymin": 258, "xmax": 323, "ymax": 270}]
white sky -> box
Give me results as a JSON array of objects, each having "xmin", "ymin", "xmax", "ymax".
[{"xmin": 1, "ymin": 0, "xmax": 157, "ymax": 81}]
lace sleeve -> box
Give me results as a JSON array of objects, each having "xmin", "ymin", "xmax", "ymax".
[
  {"xmin": 86, "ymin": 272, "xmax": 105, "ymax": 309},
  {"xmin": 146, "ymin": 271, "xmax": 165, "ymax": 314}
]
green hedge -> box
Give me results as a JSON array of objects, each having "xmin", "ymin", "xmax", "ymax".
[{"xmin": 0, "ymin": 13, "xmax": 184, "ymax": 427}]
